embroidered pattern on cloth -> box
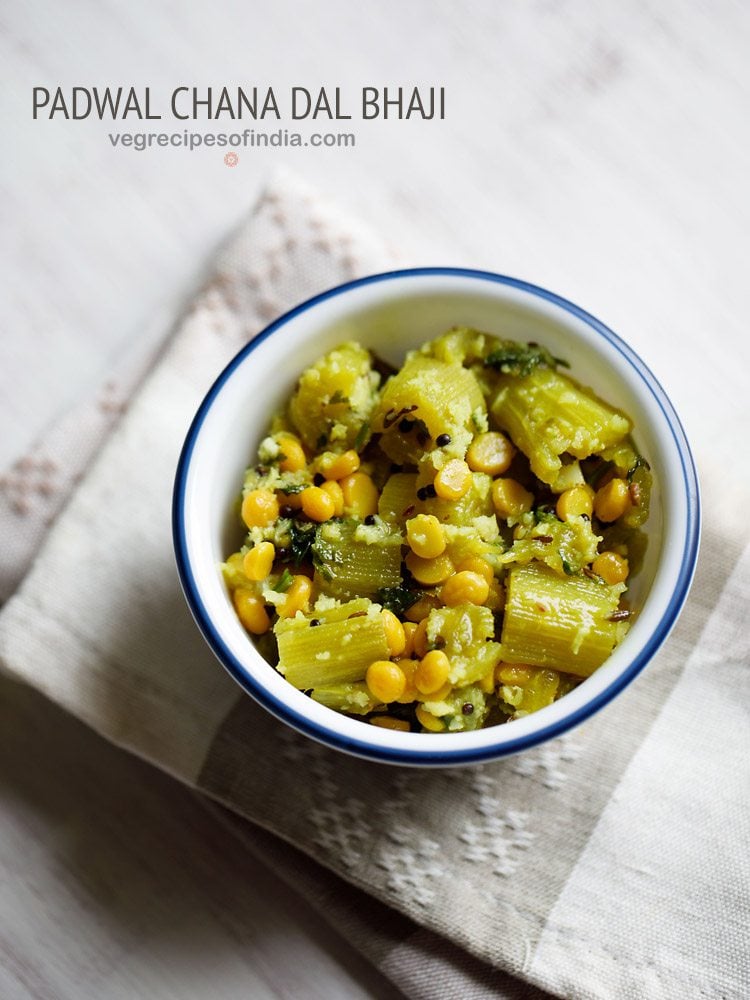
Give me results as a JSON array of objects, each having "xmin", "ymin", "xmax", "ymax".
[
  {"xmin": 201, "ymin": 181, "xmax": 374, "ymax": 343},
  {"xmin": 281, "ymin": 727, "xmax": 372, "ymax": 870},
  {"xmin": 377, "ymin": 822, "xmax": 444, "ymax": 907},
  {"xmin": 458, "ymin": 771, "xmax": 534, "ymax": 877},
  {"xmin": 0, "ymin": 454, "xmax": 60, "ymax": 516},
  {"xmin": 510, "ymin": 733, "xmax": 580, "ymax": 790},
  {"xmin": 376, "ymin": 773, "xmax": 445, "ymax": 907},
  {"xmin": 278, "ymin": 726, "xmax": 580, "ymax": 910}
]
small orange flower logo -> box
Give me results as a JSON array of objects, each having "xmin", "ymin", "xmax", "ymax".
[{"xmin": 224, "ymin": 152, "xmax": 239, "ymax": 167}]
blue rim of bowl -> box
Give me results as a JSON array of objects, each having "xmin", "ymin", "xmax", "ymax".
[{"xmin": 173, "ymin": 267, "xmax": 701, "ymax": 766}]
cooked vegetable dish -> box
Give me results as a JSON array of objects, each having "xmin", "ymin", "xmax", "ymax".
[{"xmin": 223, "ymin": 329, "xmax": 652, "ymax": 733}]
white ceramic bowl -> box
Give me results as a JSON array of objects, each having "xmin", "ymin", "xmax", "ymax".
[{"xmin": 173, "ymin": 268, "xmax": 700, "ymax": 766}]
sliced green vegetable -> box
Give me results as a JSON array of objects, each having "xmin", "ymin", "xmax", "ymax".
[
  {"xmin": 426, "ymin": 604, "xmax": 502, "ymax": 686},
  {"xmin": 623, "ymin": 458, "xmax": 652, "ymax": 529},
  {"xmin": 499, "ymin": 510, "xmax": 601, "ymax": 576},
  {"xmin": 378, "ymin": 473, "xmax": 418, "ymax": 526},
  {"xmin": 313, "ymin": 520, "xmax": 402, "ymax": 600},
  {"xmin": 497, "ymin": 665, "xmax": 560, "ymax": 716},
  {"xmin": 420, "ymin": 684, "xmax": 489, "ymax": 731},
  {"xmin": 276, "ymin": 600, "xmax": 388, "ymax": 688},
  {"xmin": 311, "ymin": 682, "xmax": 380, "ymax": 715},
  {"xmin": 288, "ymin": 342, "xmax": 379, "ymax": 452},
  {"xmin": 500, "ymin": 562, "xmax": 627, "ymax": 676},
  {"xmin": 490, "ymin": 368, "xmax": 631, "ymax": 485},
  {"xmin": 373, "ymin": 355, "xmax": 486, "ymax": 462}
]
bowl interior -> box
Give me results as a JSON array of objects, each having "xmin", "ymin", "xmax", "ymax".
[{"xmin": 176, "ymin": 271, "xmax": 696, "ymax": 764}]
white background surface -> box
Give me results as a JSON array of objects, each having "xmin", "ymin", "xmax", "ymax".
[{"xmin": 2, "ymin": 1, "xmax": 749, "ymax": 996}]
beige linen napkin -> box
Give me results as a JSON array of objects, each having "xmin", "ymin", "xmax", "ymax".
[{"xmin": 1, "ymin": 170, "xmax": 748, "ymax": 1000}]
